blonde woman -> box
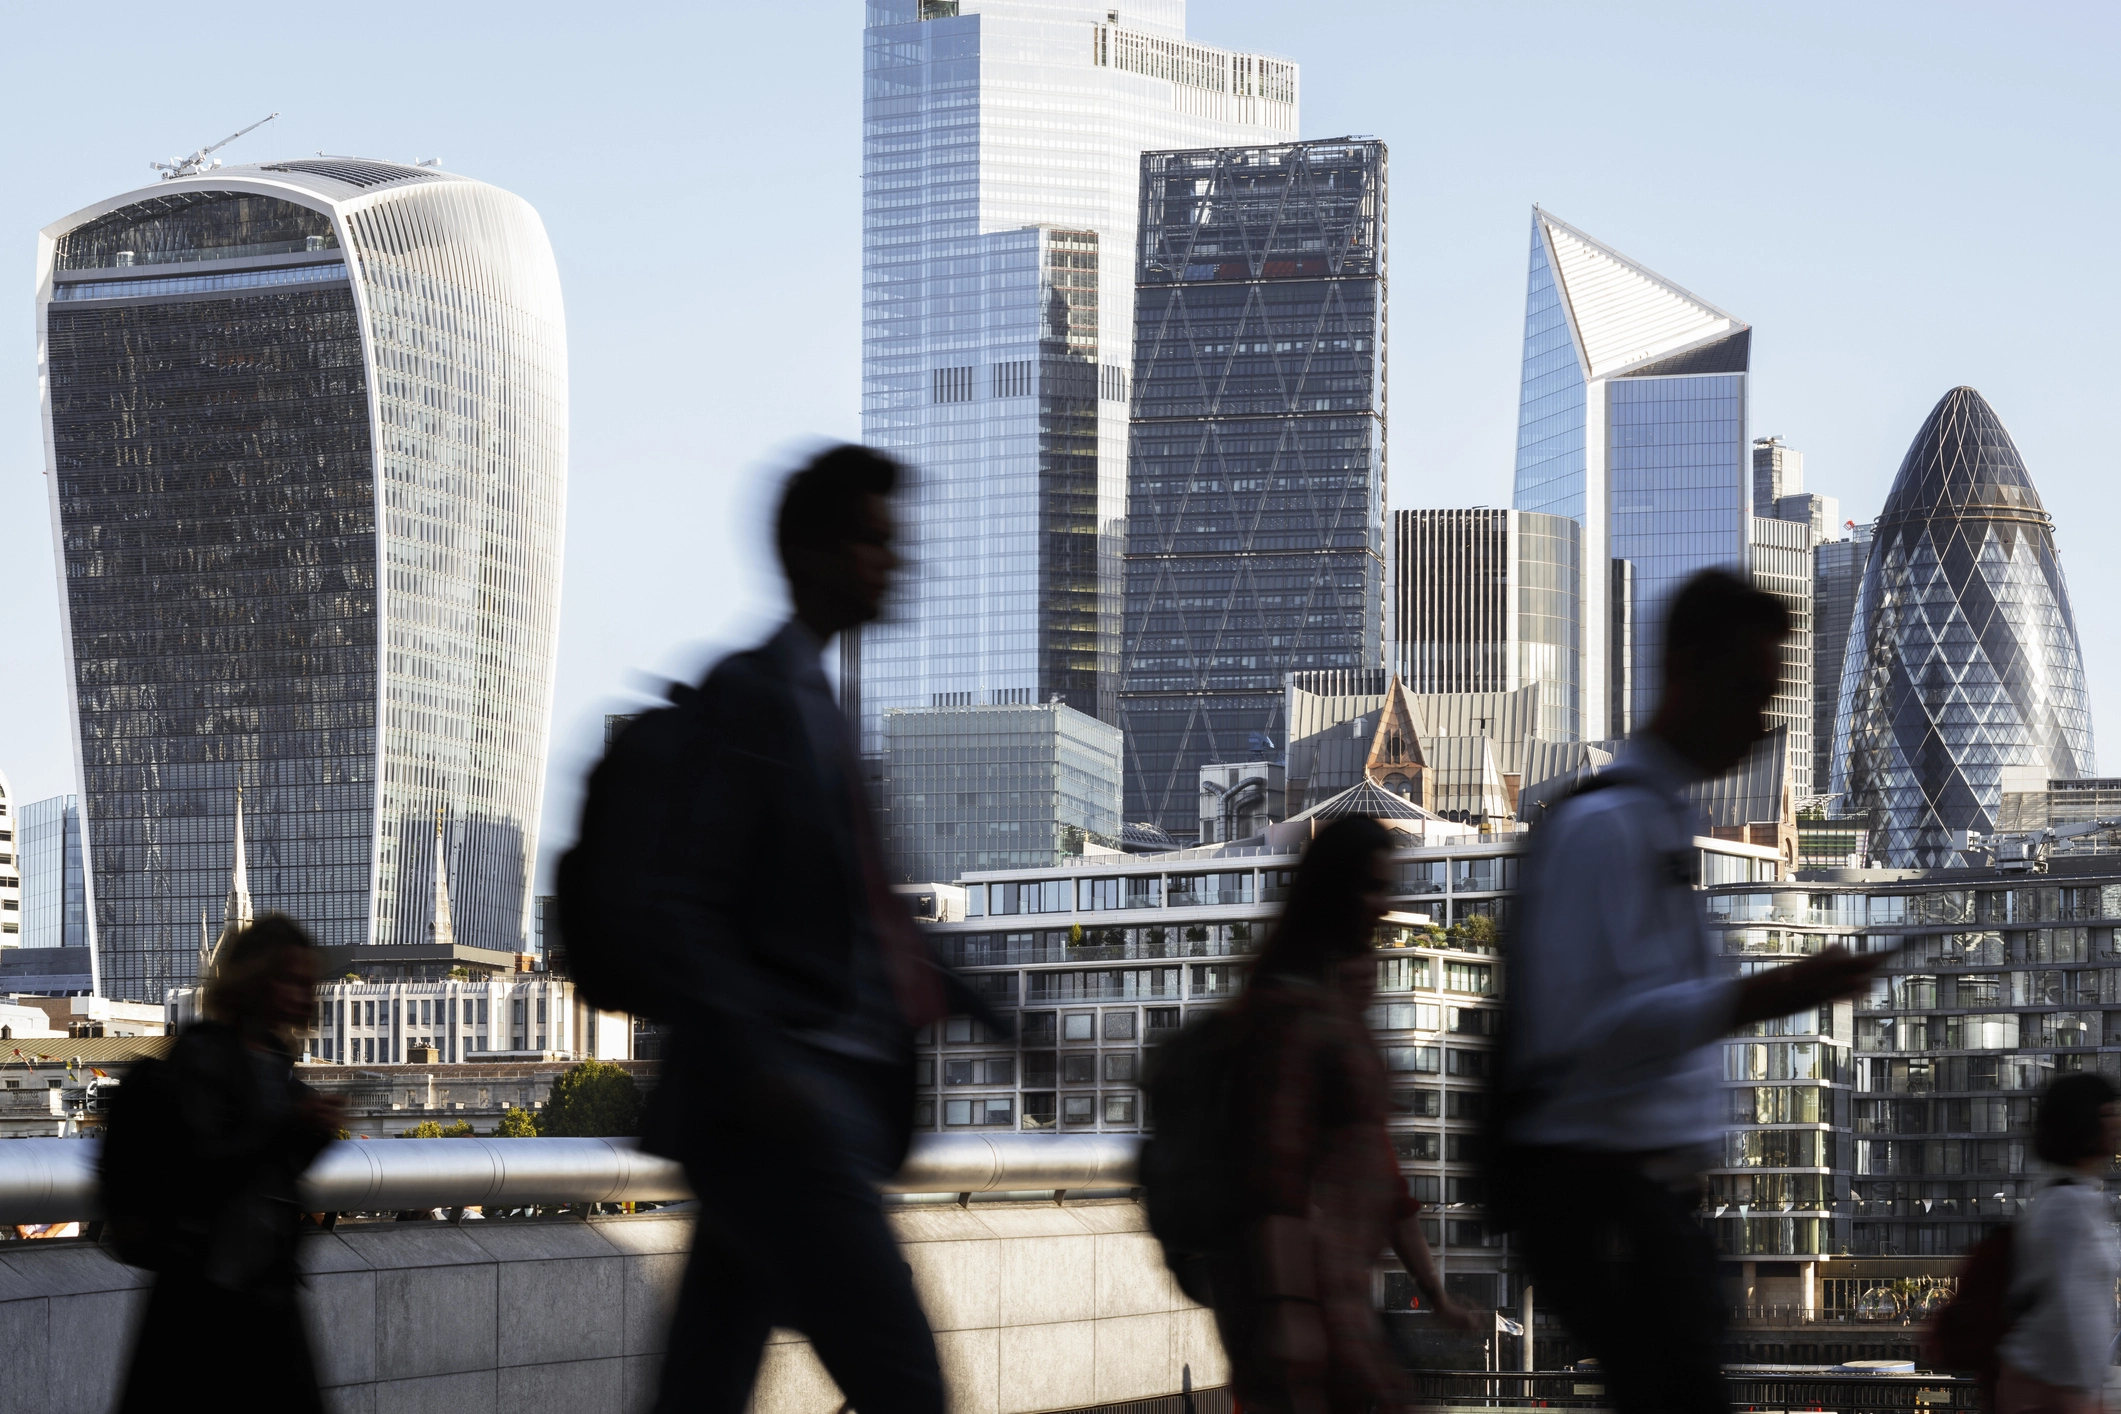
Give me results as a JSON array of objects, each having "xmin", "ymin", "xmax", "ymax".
[{"xmin": 111, "ymin": 915, "xmax": 342, "ymax": 1414}]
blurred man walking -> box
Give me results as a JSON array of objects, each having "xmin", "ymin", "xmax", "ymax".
[{"xmin": 1495, "ymin": 569, "xmax": 1881, "ymax": 1414}]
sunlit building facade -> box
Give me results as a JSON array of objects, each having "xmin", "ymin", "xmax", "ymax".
[
  {"xmin": 38, "ymin": 160, "xmax": 566, "ymax": 1002},
  {"xmin": 857, "ymin": 0, "xmax": 1298, "ymax": 750},
  {"xmin": 19, "ymin": 795, "xmax": 86, "ymax": 952},
  {"xmin": 1121, "ymin": 138, "xmax": 1384, "ymax": 837},
  {"xmin": 1833, "ymin": 388, "xmax": 2094, "ymax": 868},
  {"xmin": 1511, "ymin": 208, "xmax": 1752, "ymax": 740}
]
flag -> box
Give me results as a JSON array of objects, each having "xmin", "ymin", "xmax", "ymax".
[{"xmin": 90, "ymin": 1069, "xmax": 109, "ymax": 1080}]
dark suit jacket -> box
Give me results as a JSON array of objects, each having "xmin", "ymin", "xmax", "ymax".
[{"xmin": 623, "ymin": 634, "xmax": 995, "ymax": 1167}]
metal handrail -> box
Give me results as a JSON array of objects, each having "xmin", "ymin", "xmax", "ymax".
[{"xmin": 0, "ymin": 1132, "xmax": 1144, "ymax": 1224}]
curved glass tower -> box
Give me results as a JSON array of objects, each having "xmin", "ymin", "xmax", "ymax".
[
  {"xmin": 1831, "ymin": 387, "xmax": 2093, "ymax": 867},
  {"xmin": 37, "ymin": 160, "xmax": 566, "ymax": 1001}
]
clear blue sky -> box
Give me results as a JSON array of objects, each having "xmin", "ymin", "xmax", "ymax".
[{"xmin": 3, "ymin": 1, "xmax": 2116, "ymax": 885}]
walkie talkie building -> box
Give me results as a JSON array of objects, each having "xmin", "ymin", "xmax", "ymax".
[{"xmin": 36, "ymin": 160, "xmax": 566, "ymax": 1002}]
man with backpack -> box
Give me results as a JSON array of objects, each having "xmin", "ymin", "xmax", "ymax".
[
  {"xmin": 1493, "ymin": 570, "xmax": 1883, "ymax": 1414},
  {"xmin": 563, "ymin": 445, "xmax": 987, "ymax": 1414}
]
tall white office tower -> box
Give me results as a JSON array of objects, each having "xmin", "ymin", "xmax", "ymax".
[
  {"xmin": 38, "ymin": 160, "xmax": 566, "ymax": 1003},
  {"xmin": 1511, "ymin": 208, "xmax": 1752, "ymax": 741},
  {"xmin": 0, "ymin": 770, "xmax": 19, "ymax": 946},
  {"xmin": 856, "ymin": 0, "xmax": 1299, "ymax": 749}
]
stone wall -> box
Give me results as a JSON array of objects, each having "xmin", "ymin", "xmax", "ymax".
[{"xmin": 0, "ymin": 1197, "xmax": 1224, "ymax": 1414}]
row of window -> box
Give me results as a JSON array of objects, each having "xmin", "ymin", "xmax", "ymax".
[
  {"xmin": 1713, "ymin": 886, "xmax": 2121, "ymax": 928},
  {"xmin": 968, "ymin": 858, "xmax": 1517, "ymax": 917}
]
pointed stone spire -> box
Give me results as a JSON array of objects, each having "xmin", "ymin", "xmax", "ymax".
[
  {"xmin": 223, "ymin": 786, "xmax": 254, "ymax": 938},
  {"xmin": 199, "ymin": 908, "xmax": 215, "ymax": 980},
  {"xmin": 429, "ymin": 805, "xmax": 456, "ymax": 949}
]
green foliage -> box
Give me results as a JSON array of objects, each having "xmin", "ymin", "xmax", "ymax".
[
  {"xmin": 1183, "ymin": 924, "xmax": 1209, "ymax": 944},
  {"xmin": 399, "ymin": 1119, "xmax": 475, "ymax": 1138},
  {"xmin": 1445, "ymin": 913, "xmax": 1500, "ymax": 950},
  {"xmin": 540, "ymin": 1060, "xmax": 641, "ymax": 1138},
  {"xmin": 1067, "ymin": 923, "xmax": 1085, "ymax": 946},
  {"xmin": 495, "ymin": 1106, "xmax": 543, "ymax": 1137}
]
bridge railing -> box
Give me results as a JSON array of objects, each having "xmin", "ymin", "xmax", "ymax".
[{"xmin": 0, "ymin": 1132, "xmax": 1144, "ymax": 1224}]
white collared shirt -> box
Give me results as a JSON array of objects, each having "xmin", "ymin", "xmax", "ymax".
[{"xmin": 1504, "ymin": 734, "xmax": 1740, "ymax": 1154}]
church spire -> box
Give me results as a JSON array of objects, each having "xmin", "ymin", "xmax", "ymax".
[
  {"xmin": 222, "ymin": 786, "xmax": 254, "ymax": 938},
  {"xmin": 429, "ymin": 804, "xmax": 456, "ymax": 949}
]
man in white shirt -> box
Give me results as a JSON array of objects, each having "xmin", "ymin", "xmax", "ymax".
[{"xmin": 1495, "ymin": 569, "xmax": 1881, "ymax": 1414}]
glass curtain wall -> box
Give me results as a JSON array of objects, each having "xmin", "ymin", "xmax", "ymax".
[
  {"xmin": 19, "ymin": 796, "xmax": 87, "ymax": 951},
  {"xmin": 1121, "ymin": 140, "xmax": 1386, "ymax": 840},
  {"xmin": 858, "ymin": 0, "xmax": 1298, "ymax": 751}
]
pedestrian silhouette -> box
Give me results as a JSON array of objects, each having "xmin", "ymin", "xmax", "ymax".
[
  {"xmin": 106, "ymin": 914, "xmax": 343, "ymax": 1414},
  {"xmin": 1493, "ymin": 568, "xmax": 1881, "ymax": 1414}
]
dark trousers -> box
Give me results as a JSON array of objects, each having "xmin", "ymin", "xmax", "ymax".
[
  {"xmin": 118, "ymin": 1269, "xmax": 322, "ymax": 1414},
  {"xmin": 1504, "ymin": 1149, "xmax": 1726, "ymax": 1414},
  {"xmin": 653, "ymin": 1052, "xmax": 943, "ymax": 1414}
]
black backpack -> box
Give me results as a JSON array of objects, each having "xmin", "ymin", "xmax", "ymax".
[
  {"xmin": 1139, "ymin": 1009, "xmax": 1244, "ymax": 1304},
  {"xmin": 554, "ymin": 686, "xmax": 717, "ymax": 1019},
  {"xmin": 99, "ymin": 1055, "xmax": 188, "ymax": 1271}
]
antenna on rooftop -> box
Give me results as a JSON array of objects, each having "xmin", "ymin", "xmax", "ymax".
[{"xmin": 151, "ymin": 112, "xmax": 280, "ymax": 181}]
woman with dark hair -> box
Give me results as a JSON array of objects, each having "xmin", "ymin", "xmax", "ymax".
[
  {"xmin": 1994, "ymin": 1071, "xmax": 2121, "ymax": 1414},
  {"xmin": 111, "ymin": 914, "xmax": 342, "ymax": 1414},
  {"xmin": 1211, "ymin": 816, "xmax": 1475, "ymax": 1414}
]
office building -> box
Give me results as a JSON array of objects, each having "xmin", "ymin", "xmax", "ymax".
[
  {"xmin": 1197, "ymin": 760, "xmax": 1285, "ymax": 844},
  {"xmin": 1813, "ymin": 523, "xmax": 1873, "ymax": 800},
  {"xmin": 1833, "ymin": 388, "xmax": 2095, "ymax": 868},
  {"xmin": 881, "ymin": 702, "xmax": 1123, "ymax": 883},
  {"xmin": 1512, "ymin": 208, "xmax": 1751, "ymax": 740},
  {"xmin": 1283, "ymin": 670, "xmax": 1542, "ymax": 823},
  {"xmin": 18, "ymin": 796, "xmax": 86, "ymax": 953},
  {"xmin": 38, "ymin": 159, "xmax": 567, "ymax": 1002},
  {"xmin": 1387, "ymin": 509, "xmax": 1581, "ymax": 744},
  {"xmin": 924, "ymin": 804, "xmax": 1779, "ymax": 1306},
  {"xmin": 0, "ymin": 770, "xmax": 18, "ymax": 944},
  {"xmin": 168, "ymin": 973, "xmax": 629, "ymax": 1065},
  {"xmin": 1750, "ymin": 514, "xmax": 1815, "ymax": 800},
  {"xmin": 1121, "ymin": 138, "xmax": 1386, "ymax": 839},
  {"xmin": 855, "ymin": 0, "xmax": 1299, "ymax": 749}
]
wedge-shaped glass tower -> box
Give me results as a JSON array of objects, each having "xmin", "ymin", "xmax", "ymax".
[
  {"xmin": 1513, "ymin": 208, "xmax": 1752, "ymax": 739},
  {"xmin": 1832, "ymin": 388, "xmax": 2094, "ymax": 867},
  {"xmin": 37, "ymin": 160, "xmax": 566, "ymax": 1002},
  {"xmin": 1121, "ymin": 138, "xmax": 1387, "ymax": 839}
]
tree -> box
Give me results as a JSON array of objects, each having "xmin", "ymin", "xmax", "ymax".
[
  {"xmin": 495, "ymin": 1106, "xmax": 542, "ymax": 1137},
  {"xmin": 540, "ymin": 1060, "xmax": 641, "ymax": 1137},
  {"xmin": 399, "ymin": 1119, "xmax": 475, "ymax": 1138}
]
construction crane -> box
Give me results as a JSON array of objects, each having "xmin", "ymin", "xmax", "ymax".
[
  {"xmin": 1959, "ymin": 817, "xmax": 2121, "ymax": 874},
  {"xmin": 151, "ymin": 112, "xmax": 279, "ymax": 181}
]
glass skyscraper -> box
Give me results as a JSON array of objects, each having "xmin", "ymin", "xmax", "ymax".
[
  {"xmin": 1833, "ymin": 388, "xmax": 2094, "ymax": 868},
  {"xmin": 857, "ymin": 0, "xmax": 1298, "ymax": 751},
  {"xmin": 1812, "ymin": 524, "xmax": 1871, "ymax": 798},
  {"xmin": 38, "ymin": 160, "xmax": 566, "ymax": 1003},
  {"xmin": 1120, "ymin": 138, "xmax": 1386, "ymax": 839},
  {"xmin": 1512, "ymin": 208, "xmax": 1752, "ymax": 739},
  {"xmin": 19, "ymin": 795, "xmax": 86, "ymax": 952}
]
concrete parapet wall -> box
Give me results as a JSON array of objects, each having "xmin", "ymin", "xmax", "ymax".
[{"xmin": 0, "ymin": 1198, "xmax": 1222, "ymax": 1414}]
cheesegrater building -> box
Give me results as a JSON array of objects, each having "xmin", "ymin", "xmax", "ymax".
[
  {"xmin": 1833, "ymin": 387, "xmax": 2094, "ymax": 868},
  {"xmin": 37, "ymin": 159, "xmax": 566, "ymax": 1003},
  {"xmin": 1121, "ymin": 138, "xmax": 1387, "ymax": 839}
]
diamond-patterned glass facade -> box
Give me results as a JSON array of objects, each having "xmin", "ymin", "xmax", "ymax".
[
  {"xmin": 1120, "ymin": 140, "xmax": 1386, "ymax": 840},
  {"xmin": 1832, "ymin": 388, "xmax": 2095, "ymax": 867}
]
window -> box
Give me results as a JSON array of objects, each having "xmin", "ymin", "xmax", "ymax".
[
  {"xmin": 1062, "ymin": 1094, "xmax": 1096, "ymax": 1124},
  {"xmin": 943, "ymin": 1098, "xmax": 1014, "ymax": 1126},
  {"xmin": 1369, "ymin": 1002, "xmax": 1439, "ymax": 1031},
  {"xmin": 914, "ymin": 1100, "xmax": 936, "ymax": 1127},
  {"xmin": 1023, "ymin": 1051, "xmax": 1057, "ymax": 1086},
  {"xmin": 1022, "ymin": 1093, "xmax": 1056, "ymax": 1129},
  {"xmin": 1394, "ymin": 1088, "xmax": 1440, "ymax": 1117},
  {"xmin": 1020, "ymin": 1012, "xmax": 1057, "ymax": 1044},
  {"xmin": 1376, "ymin": 957, "xmax": 1431, "ymax": 993},
  {"xmin": 943, "ymin": 1060, "xmax": 975, "ymax": 1085},
  {"xmin": 1103, "ymin": 1011, "xmax": 1136, "ymax": 1040},
  {"xmin": 1062, "ymin": 1013, "xmax": 1096, "ymax": 1042},
  {"xmin": 1446, "ymin": 1091, "xmax": 1488, "ymax": 1121},
  {"xmin": 914, "ymin": 1059, "xmax": 934, "ymax": 1086},
  {"xmin": 1103, "ymin": 1053, "xmax": 1137, "ymax": 1082},
  {"xmin": 1405, "ymin": 1175, "xmax": 1440, "ymax": 1204},
  {"xmin": 1124, "ymin": 877, "xmax": 1163, "ymax": 909},
  {"xmin": 1263, "ymin": 869, "xmax": 1297, "ymax": 903},
  {"xmin": 1444, "ymin": 962, "xmax": 1492, "ymax": 994},
  {"xmin": 1145, "ymin": 1007, "xmax": 1181, "ymax": 1035},
  {"xmin": 932, "ymin": 365, "xmax": 974, "ymax": 403},
  {"xmin": 1396, "ymin": 860, "xmax": 1446, "ymax": 895},
  {"xmin": 1446, "ymin": 1049, "xmax": 1489, "ymax": 1078},
  {"xmin": 1079, "ymin": 877, "xmax": 1121, "ymax": 911},
  {"xmin": 1386, "ymin": 1046, "xmax": 1440, "ymax": 1074},
  {"xmin": 945, "ymin": 1018, "xmax": 997, "ymax": 1044},
  {"xmin": 1104, "ymin": 1094, "xmax": 1137, "ymax": 1124},
  {"xmin": 1448, "ymin": 1007, "xmax": 1495, "ymax": 1036},
  {"xmin": 1062, "ymin": 1053, "xmax": 1097, "ymax": 1084},
  {"xmin": 1392, "ymin": 1132, "xmax": 1439, "ymax": 1160},
  {"xmin": 984, "ymin": 1057, "xmax": 1015, "ymax": 1084},
  {"xmin": 419, "ymin": 999, "xmax": 431, "ymax": 1025}
]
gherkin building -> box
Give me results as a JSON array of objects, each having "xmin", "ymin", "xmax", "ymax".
[{"xmin": 1831, "ymin": 387, "xmax": 2094, "ymax": 866}]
